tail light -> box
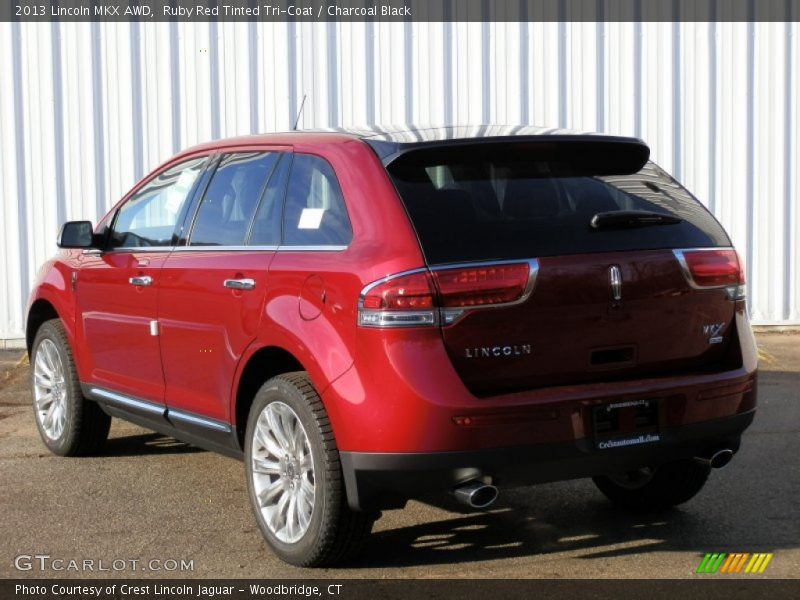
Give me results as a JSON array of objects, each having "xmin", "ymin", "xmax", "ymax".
[
  {"xmin": 358, "ymin": 271, "xmax": 438, "ymax": 327},
  {"xmin": 673, "ymin": 248, "xmax": 746, "ymax": 300},
  {"xmin": 358, "ymin": 260, "xmax": 538, "ymax": 328}
]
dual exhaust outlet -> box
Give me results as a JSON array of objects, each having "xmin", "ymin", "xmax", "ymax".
[
  {"xmin": 452, "ymin": 448, "xmax": 734, "ymax": 509},
  {"xmin": 695, "ymin": 448, "xmax": 735, "ymax": 470},
  {"xmin": 453, "ymin": 481, "xmax": 499, "ymax": 509}
]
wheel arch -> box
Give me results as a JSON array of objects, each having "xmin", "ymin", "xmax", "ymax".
[
  {"xmin": 232, "ymin": 345, "xmax": 308, "ymax": 449},
  {"xmin": 26, "ymin": 298, "xmax": 61, "ymax": 355}
]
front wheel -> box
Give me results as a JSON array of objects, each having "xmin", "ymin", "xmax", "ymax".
[
  {"xmin": 592, "ymin": 459, "xmax": 711, "ymax": 511},
  {"xmin": 244, "ymin": 372, "xmax": 376, "ymax": 567},
  {"xmin": 31, "ymin": 319, "xmax": 111, "ymax": 456}
]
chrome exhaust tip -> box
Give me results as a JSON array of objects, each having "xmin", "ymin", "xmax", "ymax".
[
  {"xmin": 695, "ymin": 448, "xmax": 734, "ymax": 470},
  {"xmin": 453, "ymin": 481, "xmax": 498, "ymax": 509}
]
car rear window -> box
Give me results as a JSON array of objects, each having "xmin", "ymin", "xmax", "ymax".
[{"xmin": 385, "ymin": 142, "xmax": 730, "ymax": 265}]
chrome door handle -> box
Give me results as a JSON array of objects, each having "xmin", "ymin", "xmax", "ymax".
[
  {"xmin": 129, "ymin": 275, "xmax": 153, "ymax": 287},
  {"xmin": 224, "ymin": 278, "xmax": 256, "ymax": 291}
]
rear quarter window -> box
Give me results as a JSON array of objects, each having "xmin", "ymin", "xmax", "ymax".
[{"xmin": 282, "ymin": 154, "xmax": 352, "ymax": 248}]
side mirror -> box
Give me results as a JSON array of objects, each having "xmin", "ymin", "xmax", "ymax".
[{"xmin": 57, "ymin": 221, "xmax": 95, "ymax": 249}]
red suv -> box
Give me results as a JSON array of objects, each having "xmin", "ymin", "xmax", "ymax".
[{"xmin": 27, "ymin": 126, "xmax": 757, "ymax": 566}]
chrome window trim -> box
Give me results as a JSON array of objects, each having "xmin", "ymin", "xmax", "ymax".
[
  {"xmin": 95, "ymin": 246, "xmax": 173, "ymax": 253},
  {"xmin": 357, "ymin": 258, "xmax": 540, "ymax": 328},
  {"xmin": 173, "ymin": 245, "xmax": 280, "ymax": 252},
  {"xmin": 277, "ymin": 244, "xmax": 349, "ymax": 252},
  {"xmin": 84, "ymin": 244, "xmax": 349, "ymax": 254}
]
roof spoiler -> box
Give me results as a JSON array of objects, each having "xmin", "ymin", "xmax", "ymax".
[{"xmin": 372, "ymin": 136, "xmax": 651, "ymax": 176}]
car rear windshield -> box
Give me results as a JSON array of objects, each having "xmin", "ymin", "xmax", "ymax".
[{"xmin": 385, "ymin": 142, "xmax": 730, "ymax": 265}]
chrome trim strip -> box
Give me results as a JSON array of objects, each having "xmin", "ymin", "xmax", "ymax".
[
  {"xmin": 171, "ymin": 245, "xmax": 279, "ymax": 252},
  {"xmin": 91, "ymin": 387, "xmax": 232, "ymax": 433},
  {"xmin": 358, "ymin": 309, "xmax": 438, "ymax": 328},
  {"xmin": 97, "ymin": 245, "xmax": 350, "ymax": 254},
  {"xmin": 609, "ymin": 265, "xmax": 622, "ymax": 301},
  {"xmin": 106, "ymin": 247, "xmax": 174, "ymax": 253},
  {"xmin": 672, "ymin": 247, "xmax": 737, "ymax": 291},
  {"xmin": 168, "ymin": 409, "xmax": 232, "ymax": 433},
  {"xmin": 277, "ymin": 245, "xmax": 348, "ymax": 252},
  {"xmin": 109, "ymin": 244, "xmax": 347, "ymax": 253},
  {"xmin": 90, "ymin": 387, "xmax": 165, "ymax": 417}
]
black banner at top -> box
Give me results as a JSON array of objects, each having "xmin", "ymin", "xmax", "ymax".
[{"xmin": 3, "ymin": 0, "xmax": 800, "ymax": 22}]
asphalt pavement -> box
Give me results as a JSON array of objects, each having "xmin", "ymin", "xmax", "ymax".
[{"xmin": 1, "ymin": 333, "xmax": 797, "ymax": 579}]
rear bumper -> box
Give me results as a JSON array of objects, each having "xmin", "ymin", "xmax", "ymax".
[{"xmin": 340, "ymin": 409, "xmax": 755, "ymax": 511}]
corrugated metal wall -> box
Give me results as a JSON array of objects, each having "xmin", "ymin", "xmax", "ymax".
[{"xmin": 1, "ymin": 21, "xmax": 798, "ymax": 339}]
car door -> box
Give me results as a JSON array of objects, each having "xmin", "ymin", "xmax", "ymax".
[
  {"xmin": 158, "ymin": 150, "xmax": 290, "ymax": 430},
  {"xmin": 75, "ymin": 156, "xmax": 208, "ymax": 405},
  {"xmin": 263, "ymin": 153, "xmax": 356, "ymax": 386}
]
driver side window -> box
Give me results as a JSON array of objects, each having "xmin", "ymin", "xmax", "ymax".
[{"xmin": 109, "ymin": 157, "xmax": 206, "ymax": 249}]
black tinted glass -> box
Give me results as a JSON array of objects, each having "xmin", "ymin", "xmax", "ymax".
[
  {"xmin": 387, "ymin": 145, "xmax": 730, "ymax": 265},
  {"xmin": 110, "ymin": 157, "xmax": 205, "ymax": 249},
  {"xmin": 282, "ymin": 155, "xmax": 352, "ymax": 247},
  {"xmin": 190, "ymin": 152, "xmax": 279, "ymax": 246},
  {"xmin": 249, "ymin": 154, "xmax": 290, "ymax": 247}
]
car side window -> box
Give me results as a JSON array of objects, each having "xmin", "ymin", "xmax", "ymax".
[
  {"xmin": 282, "ymin": 154, "xmax": 353, "ymax": 247},
  {"xmin": 189, "ymin": 152, "xmax": 280, "ymax": 247},
  {"xmin": 249, "ymin": 153, "xmax": 291, "ymax": 247},
  {"xmin": 109, "ymin": 157, "xmax": 206, "ymax": 249}
]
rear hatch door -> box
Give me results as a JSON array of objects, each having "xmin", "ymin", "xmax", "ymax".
[{"xmin": 384, "ymin": 140, "xmax": 740, "ymax": 396}]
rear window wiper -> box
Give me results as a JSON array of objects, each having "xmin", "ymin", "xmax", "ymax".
[{"xmin": 590, "ymin": 210, "xmax": 682, "ymax": 230}]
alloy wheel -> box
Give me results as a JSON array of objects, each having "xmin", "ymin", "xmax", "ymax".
[
  {"xmin": 250, "ymin": 401, "xmax": 315, "ymax": 544},
  {"xmin": 33, "ymin": 339, "xmax": 67, "ymax": 441}
]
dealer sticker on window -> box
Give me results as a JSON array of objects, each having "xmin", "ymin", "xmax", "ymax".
[{"xmin": 298, "ymin": 208, "xmax": 325, "ymax": 229}]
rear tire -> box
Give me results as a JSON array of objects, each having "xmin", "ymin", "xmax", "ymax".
[
  {"xmin": 592, "ymin": 459, "xmax": 710, "ymax": 511},
  {"xmin": 30, "ymin": 319, "xmax": 111, "ymax": 456},
  {"xmin": 244, "ymin": 372, "xmax": 376, "ymax": 567}
]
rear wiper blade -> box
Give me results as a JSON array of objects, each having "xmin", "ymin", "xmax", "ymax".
[{"xmin": 590, "ymin": 210, "xmax": 682, "ymax": 230}]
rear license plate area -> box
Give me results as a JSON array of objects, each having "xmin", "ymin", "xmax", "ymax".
[{"xmin": 592, "ymin": 399, "xmax": 660, "ymax": 450}]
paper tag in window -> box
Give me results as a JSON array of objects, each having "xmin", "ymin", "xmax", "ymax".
[{"xmin": 298, "ymin": 208, "xmax": 325, "ymax": 230}]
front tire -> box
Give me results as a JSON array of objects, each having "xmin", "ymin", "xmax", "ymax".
[
  {"xmin": 244, "ymin": 372, "xmax": 375, "ymax": 567},
  {"xmin": 31, "ymin": 319, "xmax": 111, "ymax": 456},
  {"xmin": 593, "ymin": 459, "xmax": 711, "ymax": 511}
]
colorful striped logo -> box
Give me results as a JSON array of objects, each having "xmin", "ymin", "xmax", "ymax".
[{"xmin": 696, "ymin": 553, "xmax": 773, "ymax": 574}]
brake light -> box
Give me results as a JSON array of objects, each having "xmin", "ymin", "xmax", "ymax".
[
  {"xmin": 360, "ymin": 271, "xmax": 435, "ymax": 310},
  {"xmin": 358, "ymin": 261, "xmax": 536, "ymax": 328},
  {"xmin": 674, "ymin": 248, "xmax": 746, "ymax": 300},
  {"xmin": 358, "ymin": 271, "xmax": 437, "ymax": 327}
]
